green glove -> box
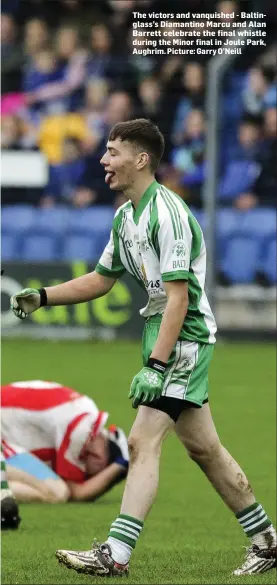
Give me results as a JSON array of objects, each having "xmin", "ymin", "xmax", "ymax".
[
  {"xmin": 10, "ymin": 288, "xmax": 47, "ymax": 320},
  {"xmin": 129, "ymin": 358, "xmax": 166, "ymax": 409}
]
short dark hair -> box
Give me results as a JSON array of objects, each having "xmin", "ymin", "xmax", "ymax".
[{"xmin": 108, "ymin": 118, "xmax": 165, "ymax": 172}]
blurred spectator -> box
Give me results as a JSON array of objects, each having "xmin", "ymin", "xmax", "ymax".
[
  {"xmin": 170, "ymin": 109, "xmax": 206, "ymax": 207},
  {"xmin": 1, "ymin": 13, "xmax": 25, "ymax": 94},
  {"xmin": 24, "ymin": 18, "xmax": 49, "ymax": 60},
  {"xmin": 172, "ymin": 63, "xmax": 205, "ymax": 143},
  {"xmin": 40, "ymin": 136, "xmax": 91, "ymax": 208},
  {"xmin": 219, "ymin": 116, "xmax": 264, "ymax": 208},
  {"xmin": 217, "ymin": 0, "xmax": 237, "ymax": 22},
  {"xmin": 126, "ymin": 27, "xmax": 156, "ymax": 84},
  {"xmin": 86, "ymin": 24, "xmax": 114, "ymax": 80},
  {"xmin": 25, "ymin": 26, "xmax": 87, "ymax": 114},
  {"xmin": 253, "ymin": 108, "xmax": 277, "ymax": 207},
  {"xmin": 264, "ymin": 107, "xmax": 277, "ymax": 141},
  {"xmin": 105, "ymin": 91, "xmax": 133, "ymax": 127},
  {"xmin": 242, "ymin": 66, "xmax": 277, "ymax": 115},
  {"xmin": 38, "ymin": 111, "xmax": 90, "ymax": 163},
  {"xmin": 82, "ymin": 78, "xmax": 109, "ymax": 153},
  {"xmin": 87, "ymin": 23, "xmax": 131, "ymax": 90},
  {"xmin": 1, "ymin": 115, "xmax": 26, "ymax": 150},
  {"xmin": 23, "ymin": 49, "xmax": 65, "ymax": 125},
  {"xmin": 137, "ymin": 76, "xmax": 162, "ymax": 125},
  {"xmin": 230, "ymin": 115, "xmax": 264, "ymax": 160}
]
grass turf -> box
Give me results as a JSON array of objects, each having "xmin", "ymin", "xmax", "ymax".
[{"xmin": 1, "ymin": 339, "xmax": 276, "ymax": 585}]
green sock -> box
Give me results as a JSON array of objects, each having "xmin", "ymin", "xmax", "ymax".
[
  {"xmin": 108, "ymin": 513, "xmax": 143, "ymax": 549},
  {"xmin": 1, "ymin": 449, "xmax": 9, "ymax": 490},
  {"xmin": 236, "ymin": 502, "xmax": 272, "ymax": 537}
]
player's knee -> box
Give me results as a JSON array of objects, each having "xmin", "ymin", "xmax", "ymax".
[
  {"xmin": 128, "ymin": 433, "xmax": 160, "ymax": 465},
  {"xmin": 45, "ymin": 479, "xmax": 70, "ymax": 503},
  {"xmin": 186, "ymin": 438, "xmax": 221, "ymax": 464}
]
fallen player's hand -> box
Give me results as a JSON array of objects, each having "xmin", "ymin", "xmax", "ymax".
[
  {"xmin": 129, "ymin": 359, "xmax": 166, "ymax": 409},
  {"xmin": 10, "ymin": 288, "xmax": 47, "ymax": 320},
  {"xmin": 108, "ymin": 426, "xmax": 129, "ymax": 469}
]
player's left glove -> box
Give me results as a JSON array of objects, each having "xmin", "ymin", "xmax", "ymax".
[
  {"xmin": 10, "ymin": 287, "xmax": 47, "ymax": 320},
  {"xmin": 129, "ymin": 358, "xmax": 166, "ymax": 409}
]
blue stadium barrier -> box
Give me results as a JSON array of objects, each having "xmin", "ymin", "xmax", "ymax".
[
  {"xmin": 1, "ymin": 205, "xmax": 35, "ymax": 235},
  {"xmin": 20, "ymin": 232, "xmax": 61, "ymax": 261},
  {"xmin": 239, "ymin": 208, "xmax": 276, "ymax": 241},
  {"xmin": 61, "ymin": 232, "xmax": 98, "ymax": 261},
  {"xmin": 2, "ymin": 233, "xmax": 20, "ymax": 261},
  {"xmin": 2, "ymin": 206, "xmax": 276, "ymax": 283},
  {"xmin": 94, "ymin": 229, "xmax": 111, "ymax": 257},
  {"xmin": 33, "ymin": 207, "xmax": 71, "ymax": 235},
  {"xmin": 67, "ymin": 206, "xmax": 114, "ymax": 235},
  {"xmin": 221, "ymin": 236, "xmax": 261, "ymax": 283}
]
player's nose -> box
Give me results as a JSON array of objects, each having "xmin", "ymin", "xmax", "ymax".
[{"xmin": 100, "ymin": 153, "xmax": 108, "ymax": 166}]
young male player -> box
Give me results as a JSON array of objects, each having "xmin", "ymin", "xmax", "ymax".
[
  {"xmin": 1, "ymin": 380, "xmax": 128, "ymax": 503},
  {"xmin": 10, "ymin": 119, "xmax": 276, "ymax": 576}
]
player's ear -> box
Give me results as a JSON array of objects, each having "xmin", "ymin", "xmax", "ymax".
[{"xmin": 136, "ymin": 152, "xmax": 149, "ymax": 171}]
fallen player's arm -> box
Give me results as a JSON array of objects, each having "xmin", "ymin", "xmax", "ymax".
[
  {"xmin": 45, "ymin": 271, "xmax": 116, "ymax": 306},
  {"xmin": 150, "ymin": 280, "xmax": 188, "ymax": 363},
  {"xmin": 66, "ymin": 463, "xmax": 126, "ymax": 502}
]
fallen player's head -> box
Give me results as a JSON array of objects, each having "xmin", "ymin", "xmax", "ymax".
[
  {"xmin": 100, "ymin": 118, "xmax": 165, "ymax": 191},
  {"xmin": 82, "ymin": 426, "xmax": 128, "ymax": 478}
]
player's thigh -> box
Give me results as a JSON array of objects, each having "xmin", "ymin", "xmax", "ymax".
[{"xmin": 175, "ymin": 402, "xmax": 220, "ymax": 459}]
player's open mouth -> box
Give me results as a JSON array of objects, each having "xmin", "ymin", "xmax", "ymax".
[{"xmin": 105, "ymin": 171, "xmax": 116, "ymax": 185}]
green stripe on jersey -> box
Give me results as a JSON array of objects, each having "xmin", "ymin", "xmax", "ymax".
[
  {"xmin": 160, "ymin": 189, "xmax": 179, "ymax": 240},
  {"xmin": 161, "ymin": 186, "xmax": 184, "ymax": 239},
  {"xmin": 162, "ymin": 270, "xmax": 189, "ymax": 281},
  {"xmin": 148, "ymin": 197, "xmax": 160, "ymax": 258}
]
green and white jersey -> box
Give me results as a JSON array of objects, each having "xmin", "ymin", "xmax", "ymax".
[{"xmin": 96, "ymin": 180, "xmax": 217, "ymax": 344}]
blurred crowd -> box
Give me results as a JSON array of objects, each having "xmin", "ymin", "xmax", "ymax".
[{"xmin": 1, "ymin": 0, "xmax": 277, "ymax": 210}]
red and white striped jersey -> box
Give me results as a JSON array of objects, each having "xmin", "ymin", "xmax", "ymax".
[{"xmin": 1, "ymin": 380, "xmax": 108, "ymax": 483}]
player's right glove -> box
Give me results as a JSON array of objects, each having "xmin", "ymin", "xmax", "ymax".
[{"xmin": 10, "ymin": 287, "xmax": 47, "ymax": 320}]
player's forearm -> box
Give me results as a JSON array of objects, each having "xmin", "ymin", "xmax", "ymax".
[
  {"xmin": 45, "ymin": 271, "xmax": 116, "ymax": 306},
  {"xmin": 151, "ymin": 294, "xmax": 188, "ymax": 363},
  {"xmin": 67, "ymin": 463, "xmax": 125, "ymax": 502}
]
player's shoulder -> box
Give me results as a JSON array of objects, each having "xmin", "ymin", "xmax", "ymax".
[
  {"xmin": 113, "ymin": 200, "xmax": 132, "ymax": 230},
  {"xmin": 155, "ymin": 184, "xmax": 190, "ymax": 220}
]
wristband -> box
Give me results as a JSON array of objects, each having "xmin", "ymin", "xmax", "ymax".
[
  {"xmin": 147, "ymin": 357, "xmax": 166, "ymax": 374},
  {"xmin": 39, "ymin": 288, "xmax": 48, "ymax": 307},
  {"xmin": 115, "ymin": 456, "xmax": 129, "ymax": 469}
]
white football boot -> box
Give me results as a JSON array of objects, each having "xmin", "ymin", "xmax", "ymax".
[
  {"xmin": 233, "ymin": 526, "xmax": 277, "ymax": 575},
  {"xmin": 56, "ymin": 540, "xmax": 129, "ymax": 576}
]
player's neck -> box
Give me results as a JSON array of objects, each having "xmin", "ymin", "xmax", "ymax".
[{"xmin": 123, "ymin": 176, "xmax": 156, "ymax": 209}]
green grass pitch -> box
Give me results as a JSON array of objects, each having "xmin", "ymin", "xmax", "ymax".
[{"xmin": 1, "ymin": 339, "xmax": 276, "ymax": 585}]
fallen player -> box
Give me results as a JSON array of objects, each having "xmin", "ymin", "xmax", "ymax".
[{"xmin": 1, "ymin": 380, "xmax": 129, "ymax": 503}]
